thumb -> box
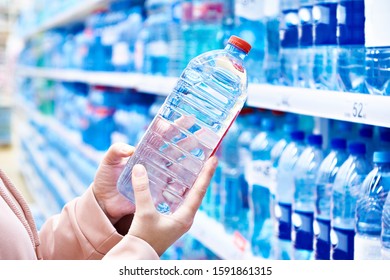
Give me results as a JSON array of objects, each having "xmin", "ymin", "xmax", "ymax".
[
  {"xmin": 131, "ymin": 164, "xmax": 155, "ymax": 214},
  {"xmin": 102, "ymin": 143, "xmax": 135, "ymax": 166}
]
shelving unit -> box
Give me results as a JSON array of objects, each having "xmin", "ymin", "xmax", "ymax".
[
  {"xmin": 18, "ymin": 66, "xmax": 390, "ymax": 128},
  {"xmin": 21, "ymin": 0, "xmax": 110, "ymax": 40}
]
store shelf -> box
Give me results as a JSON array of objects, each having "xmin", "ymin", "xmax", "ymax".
[
  {"xmin": 17, "ymin": 66, "xmax": 177, "ymax": 96},
  {"xmin": 189, "ymin": 211, "xmax": 259, "ymax": 260},
  {"xmin": 247, "ymin": 84, "xmax": 390, "ymax": 128},
  {"xmin": 18, "ymin": 66, "xmax": 390, "ymax": 128},
  {"xmin": 22, "ymin": 0, "xmax": 109, "ymax": 40}
]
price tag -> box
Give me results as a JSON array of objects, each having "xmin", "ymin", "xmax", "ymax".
[
  {"xmin": 344, "ymin": 100, "xmax": 367, "ymax": 120},
  {"xmin": 245, "ymin": 160, "xmax": 276, "ymax": 188}
]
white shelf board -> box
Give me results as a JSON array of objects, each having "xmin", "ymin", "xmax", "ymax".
[
  {"xmin": 22, "ymin": 0, "xmax": 109, "ymax": 40},
  {"xmin": 18, "ymin": 66, "xmax": 177, "ymax": 96},
  {"xmin": 18, "ymin": 66, "xmax": 390, "ymax": 127},
  {"xmin": 189, "ymin": 211, "xmax": 260, "ymax": 260},
  {"xmin": 247, "ymin": 84, "xmax": 390, "ymax": 128}
]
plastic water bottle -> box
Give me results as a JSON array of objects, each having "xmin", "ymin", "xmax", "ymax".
[
  {"xmin": 279, "ymin": 0, "xmax": 300, "ymax": 86},
  {"xmin": 274, "ymin": 130, "xmax": 306, "ymax": 260},
  {"xmin": 331, "ymin": 141, "xmax": 370, "ymax": 260},
  {"xmin": 297, "ymin": 0, "xmax": 315, "ymax": 88},
  {"xmin": 355, "ymin": 151, "xmax": 390, "ymax": 259},
  {"xmin": 358, "ymin": 125, "xmax": 375, "ymax": 163},
  {"xmin": 234, "ymin": 0, "xmax": 267, "ymax": 83},
  {"xmin": 270, "ymin": 114, "xmax": 300, "ymax": 196},
  {"xmin": 364, "ymin": 0, "xmax": 390, "ymax": 96},
  {"xmin": 292, "ymin": 134, "xmax": 324, "ymax": 260},
  {"xmin": 112, "ymin": 0, "xmax": 145, "ymax": 72},
  {"xmin": 382, "ymin": 186, "xmax": 390, "ymax": 259},
  {"xmin": 219, "ymin": 121, "xmax": 248, "ymax": 234},
  {"xmin": 135, "ymin": 0, "xmax": 171, "ymax": 75},
  {"xmin": 312, "ymin": 0, "xmax": 339, "ymax": 90},
  {"xmin": 336, "ymin": 0, "xmax": 367, "ymax": 93},
  {"xmin": 117, "ymin": 36, "xmax": 251, "ymax": 214},
  {"xmin": 378, "ymin": 128, "xmax": 390, "ymax": 152},
  {"xmin": 181, "ymin": 0, "xmax": 224, "ymax": 67},
  {"xmin": 314, "ymin": 138, "xmax": 348, "ymax": 260},
  {"xmin": 247, "ymin": 118, "xmax": 279, "ymax": 259},
  {"xmin": 264, "ymin": 0, "xmax": 281, "ymax": 85}
]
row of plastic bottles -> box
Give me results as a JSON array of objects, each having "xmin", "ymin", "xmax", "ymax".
[
  {"xmin": 19, "ymin": 0, "xmax": 390, "ymax": 96},
  {"xmin": 18, "ymin": 77, "xmax": 162, "ymax": 151},
  {"xmin": 205, "ymin": 110, "xmax": 390, "ymax": 260}
]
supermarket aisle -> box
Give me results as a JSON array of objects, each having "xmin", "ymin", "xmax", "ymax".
[{"xmin": 0, "ymin": 116, "xmax": 34, "ymax": 204}]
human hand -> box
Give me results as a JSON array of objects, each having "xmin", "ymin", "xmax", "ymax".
[
  {"xmin": 127, "ymin": 156, "xmax": 218, "ymax": 256},
  {"xmin": 92, "ymin": 143, "xmax": 136, "ymax": 225}
]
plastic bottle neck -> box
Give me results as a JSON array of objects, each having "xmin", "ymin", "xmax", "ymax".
[{"xmin": 225, "ymin": 43, "xmax": 248, "ymax": 60}]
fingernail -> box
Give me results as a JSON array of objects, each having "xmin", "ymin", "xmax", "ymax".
[{"xmin": 133, "ymin": 164, "xmax": 146, "ymax": 177}]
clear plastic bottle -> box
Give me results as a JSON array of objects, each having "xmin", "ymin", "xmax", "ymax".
[
  {"xmin": 331, "ymin": 141, "xmax": 370, "ymax": 260},
  {"xmin": 135, "ymin": 0, "xmax": 171, "ymax": 75},
  {"xmin": 297, "ymin": 0, "xmax": 315, "ymax": 88},
  {"xmin": 355, "ymin": 151, "xmax": 390, "ymax": 259},
  {"xmin": 274, "ymin": 130, "xmax": 306, "ymax": 259},
  {"xmin": 234, "ymin": 0, "xmax": 267, "ymax": 83},
  {"xmin": 181, "ymin": 0, "xmax": 225, "ymax": 67},
  {"xmin": 358, "ymin": 125, "xmax": 375, "ymax": 163},
  {"xmin": 264, "ymin": 0, "xmax": 281, "ymax": 85},
  {"xmin": 314, "ymin": 138, "xmax": 348, "ymax": 260},
  {"xmin": 219, "ymin": 120, "xmax": 248, "ymax": 235},
  {"xmin": 364, "ymin": 0, "xmax": 390, "ymax": 96},
  {"xmin": 382, "ymin": 184, "xmax": 390, "ymax": 259},
  {"xmin": 117, "ymin": 36, "xmax": 251, "ymax": 214},
  {"xmin": 292, "ymin": 134, "xmax": 324, "ymax": 260},
  {"xmin": 112, "ymin": 0, "xmax": 145, "ymax": 72},
  {"xmin": 247, "ymin": 118, "xmax": 279, "ymax": 259},
  {"xmin": 312, "ymin": 0, "xmax": 339, "ymax": 90},
  {"xmin": 336, "ymin": 0, "xmax": 367, "ymax": 93},
  {"xmin": 279, "ymin": 0, "xmax": 300, "ymax": 86}
]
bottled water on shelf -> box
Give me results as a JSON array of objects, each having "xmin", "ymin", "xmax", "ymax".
[
  {"xmin": 234, "ymin": 0, "xmax": 267, "ymax": 83},
  {"xmin": 274, "ymin": 130, "xmax": 306, "ymax": 260},
  {"xmin": 278, "ymin": 0, "xmax": 300, "ymax": 86},
  {"xmin": 355, "ymin": 151, "xmax": 390, "ymax": 259},
  {"xmin": 378, "ymin": 128, "xmax": 390, "ymax": 152},
  {"xmin": 219, "ymin": 121, "xmax": 248, "ymax": 235},
  {"xmin": 297, "ymin": 0, "xmax": 315, "ymax": 88},
  {"xmin": 135, "ymin": 0, "xmax": 172, "ymax": 75},
  {"xmin": 314, "ymin": 138, "xmax": 348, "ymax": 260},
  {"xmin": 264, "ymin": 0, "xmax": 281, "ymax": 85},
  {"xmin": 181, "ymin": 0, "xmax": 224, "ymax": 67},
  {"xmin": 358, "ymin": 125, "xmax": 375, "ymax": 163},
  {"xmin": 331, "ymin": 141, "xmax": 370, "ymax": 260},
  {"xmin": 112, "ymin": 0, "xmax": 145, "ymax": 72},
  {"xmin": 247, "ymin": 118, "xmax": 279, "ymax": 259},
  {"xmin": 364, "ymin": 0, "xmax": 390, "ymax": 96},
  {"xmin": 117, "ymin": 36, "xmax": 251, "ymax": 214},
  {"xmin": 336, "ymin": 0, "xmax": 367, "ymax": 93},
  {"xmin": 292, "ymin": 134, "xmax": 324, "ymax": 260},
  {"xmin": 383, "ymin": 185, "xmax": 390, "ymax": 259},
  {"xmin": 312, "ymin": 0, "xmax": 339, "ymax": 90}
]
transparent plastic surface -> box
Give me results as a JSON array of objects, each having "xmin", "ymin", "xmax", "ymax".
[{"xmin": 117, "ymin": 42, "xmax": 248, "ymax": 213}]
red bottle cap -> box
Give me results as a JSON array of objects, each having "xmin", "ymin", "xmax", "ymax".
[{"xmin": 228, "ymin": 36, "xmax": 252, "ymax": 54}]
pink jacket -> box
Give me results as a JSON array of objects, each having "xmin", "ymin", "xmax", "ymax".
[{"xmin": 0, "ymin": 169, "xmax": 159, "ymax": 260}]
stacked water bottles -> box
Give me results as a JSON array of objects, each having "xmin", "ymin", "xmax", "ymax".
[{"xmin": 18, "ymin": 0, "xmax": 390, "ymax": 95}]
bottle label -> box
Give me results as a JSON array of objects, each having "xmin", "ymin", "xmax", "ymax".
[
  {"xmin": 245, "ymin": 160, "xmax": 275, "ymax": 190},
  {"xmin": 330, "ymin": 227, "xmax": 355, "ymax": 260},
  {"xmin": 275, "ymin": 202, "xmax": 292, "ymax": 241},
  {"xmin": 292, "ymin": 210, "xmax": 314, "ymax": 251},
  {"xmin": 314, "ymin": 218, "xmax": 331, "ymax": 260},
  {"xmin": 235, "ymin": 0, "xmax": 265, "ymax": 21}
]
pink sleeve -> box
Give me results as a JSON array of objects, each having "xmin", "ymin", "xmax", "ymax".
[{"xmin": 39, "ymin": 187, "xmax": 158, "ymax": 260}]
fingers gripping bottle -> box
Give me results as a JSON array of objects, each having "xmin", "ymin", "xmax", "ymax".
[{"xmin": 117, "ymin": 36, "xmax": 251, "ymax": 214}]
